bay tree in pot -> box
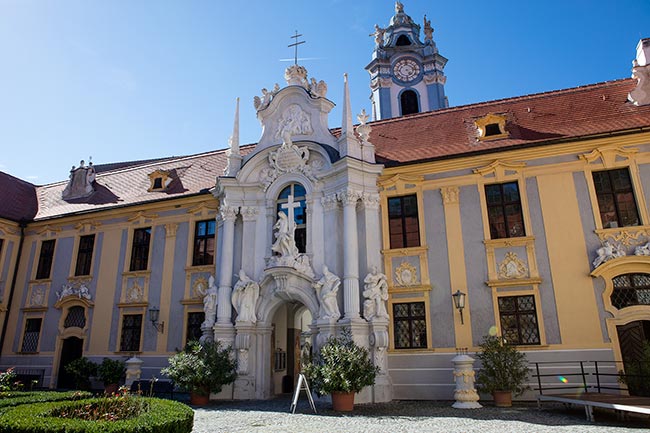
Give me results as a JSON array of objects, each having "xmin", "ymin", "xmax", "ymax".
[
  {"xmin": 161, "ymin": 340, "xmax": 237, "ymax": 405},
  {"xmin": 303, "ymin": 329, "xmax": 379, "ymax": 411},
  {"xmin": 475, "ymin": 335, "xmax": 530, "ymax": 407},
  {"xmin": 97, "ymin": 358, "xmax": 126, "ymax": 395}
]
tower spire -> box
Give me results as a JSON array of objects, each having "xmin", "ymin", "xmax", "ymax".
[
  {"xmin": 224, "ymin": 97, "xmax": 242, "ymax": 176},
  {"xmin": 337, "ymin": 73, "xmax": 362, "ymax": 160}
]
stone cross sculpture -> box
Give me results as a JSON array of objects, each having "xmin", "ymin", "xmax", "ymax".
[
  {"xmin": 363, "ymin": 266, "xmax": 389, "ymax": 320},
  {"xmin": 231, "ymin": 269, "xmax": 260, "ymax": 323},
  {"xmin": 202, "ymin": 275, "xmax": 218, "ymax": 328},
  {"xmin": 313, "ymin": 265, "xmax": 341, "ymax": 321}
]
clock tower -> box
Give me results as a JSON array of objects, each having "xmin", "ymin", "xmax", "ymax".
[{"xmin": 366, "ymin": 2, "xmax": 448, "ymax": 120}]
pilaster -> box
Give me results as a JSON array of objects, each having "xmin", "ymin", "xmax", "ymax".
[
  {"xmin": 217, "ymin": 205, "xmax": 238, "ymax": 325},
  {"xmin": 338, "ymin": 189, "xmax": 362, "ymax": 321}
]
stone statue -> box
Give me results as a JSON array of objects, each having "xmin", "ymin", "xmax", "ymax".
[
  {"xmin": 635, "ymin": 242, "xmax": 650, "ymax": 256},
  {"xmin": 370, "ymin": 24, "xmax": 386, "ymax": 46},
  {"xmin": 423, "ymin": 15, "xmax": 434, "ymax": 43},
  {"xmin": 272, "ymin": 211, "xmax": 299, "ymax": 259},
  {"xmin": 395, "ymin": 1, "xmax": 404, "ymax": 14},
  {"xmin": 593, "ymin": 241, "xmax": 626, "ymax": 268},
  {"xmin": 314, "ymin": 265, "xmax": 341, "ymax": 321},
  {"xmin": 363, "ymin": 266, "xmax": 389, "ymax": 320},
  {"xmin": 202, "ymin": 275, "xmax": 218, "ymax": 328},
  {"xmin": 231, "ymin": 270, "xmax": 260, "ymax": 323}
]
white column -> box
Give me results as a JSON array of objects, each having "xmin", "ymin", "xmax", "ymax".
[
  {"xmin": 362, "ymin": 193, "xmax": 382, "ymax": 271},
  {"xmin": 217, "ymin": 205, "xmax": 238, "ymax": 324},
  {"xmin": 338, "ymin": 189, "xmax": 362, "ymax": 320}
]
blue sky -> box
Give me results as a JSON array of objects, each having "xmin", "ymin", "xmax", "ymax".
[{"xmin": 1, "ymin": 0, "xmax": 649, "ymax": 185}]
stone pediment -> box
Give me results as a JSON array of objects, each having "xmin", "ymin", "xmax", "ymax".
[{"xmin": 252, "ymin": 79, "xmax": 338, "ymax": 155}]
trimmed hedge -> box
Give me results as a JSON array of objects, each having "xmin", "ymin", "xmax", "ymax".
[
  {"xmin": 0, "ymin": 397, "xmax": 194, "ymax": 433},
  {"xmin": 0, "ymin": 391, "xmax": 92, "ymax": 409}
]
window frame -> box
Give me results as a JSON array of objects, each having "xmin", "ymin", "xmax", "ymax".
[
  {"xmin": 129, "ymin": 228, "xmax": 152, "ymax": 272},
  {"xmin": 192, "ymin": 220, "xmax": 216, "ymax": 266},
  {"xmin": 497, "ymin": 294, "xmax": 541, "ymax": 346},
  {"xmin": 74, "ymin": 234, "xmax": 96, "ymax": 276},
  {"xmin": 185, "ymin": 311, "xmax": 205, "ymax": 345},
  {"xmin": 20, "ymin": 317, "xmax": 43, "ymax": 353},
  {"xmin": 392, "ymin": 301, "xmax": 428, "ymax": 350},
  {"xmin": 275, "ymin": 183, "xmax": 308, "ymax": 254},
  {"xmin": 611, "ymin": 273, "xmax": 650, "ymax": 309},
  {"xmin": 387, "ymin": 194, "xmax": 421, "ymax": 249},
  {"xmin": 119, "ymin": 313, "xmax": 143, "ymax": 352},
  {"xmin": 485, "ymin": 181, "xmax": 526, "ymax": 239},
  {"xmin": 35, "ymin": 239, "xmax": 56, "ymax": 280},
  {"xmin": 592, "ymin": 168, "xmax": 641, "ymax": 229}
]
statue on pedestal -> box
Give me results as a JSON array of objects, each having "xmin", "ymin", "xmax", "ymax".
[
  {"xmin": 314, "ymin": 266, "xmax": 341, "ymax": 321},
  {"xmin": 363, "ymin": 266, "xmax": 389, "ymax": 320},
  {"xmin": 202, "ymin": 275, "xmax": 218, "ymax": 328},
  {"xmin": 232, "ymin": 270, "xmax": 260, "ymax": 323}
]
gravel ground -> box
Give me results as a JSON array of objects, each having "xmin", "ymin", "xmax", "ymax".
[{"xmin": 190, "ymin": 396, "xmax": 650, "ymax": 433}]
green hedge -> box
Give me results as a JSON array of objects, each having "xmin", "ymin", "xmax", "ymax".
[
  {"xmin": 0, "ymin": 391, "xmax": 92, "ymax": 409},
  {"xmin": 0, "ymin": 397, "xmax": 194, "ymax": 433}
]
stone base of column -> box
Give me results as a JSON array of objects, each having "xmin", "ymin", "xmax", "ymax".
[
  {"xmin": 372, "ymin": 374, "xmax": 393, "ymax": 403},
  {"xmin": 199, "ymin": 322, "xmax": 214, "ymax": 344},
  {"xmin": 213, "ymin": 323, "xmax": 235, "ymax": 347},
  {"xmin": 233, "ymin": 375, "xmax": 256, "ymax": 399}
]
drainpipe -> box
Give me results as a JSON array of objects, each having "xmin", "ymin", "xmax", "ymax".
[{"xmin": 0, "ymin": 220, "xmax": 27, "ymax": 357}]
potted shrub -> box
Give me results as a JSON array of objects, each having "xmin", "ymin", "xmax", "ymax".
[
  {"xmin": 475, "ymin": 335, "xmax": 530, "ymax": 407},
  {"xmin": 303, "ymin": 329, "xmax": 379, "ymax": 411},
  {"xmin": 161, "ymin": 340, "xmax": 237, "ymax": 405},
  {"xmin": 64, "ymin": 357, "xmax": 98, "ymax": 391},
  {"xmin": 97, "ymin": 358, "xmax": 126, "ymax": 395}
]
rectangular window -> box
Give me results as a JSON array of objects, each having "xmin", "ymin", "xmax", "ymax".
[
  {"xmin": 593, "ymin": 168, "xmax": 640, "ymax": 228},
  {"xmin": 21, "ymin": 318, "xmax": 42, "ymax": 353},
  {"xmin": 498, "ymin": 295, "xmax": 541, "ymax": 345},
  {"xmin": 129, "ymin": 228, "xmax": 151, "ymax": 271},
  {"xmin": 393, "ymin": 302, "xmax": 427, "ymax": 349},
  {"xmin": 388, "ymin": 195, "xmax": 420, "ymax": 249},
  {"xmin": 192, "ymin": 220, "xmax": 216, "ymax": 266},
  {"xmin": 186, "ymin": 312, "xmax": 205, "ymax": 345},
  {"xmin": 74, "ymin": 234, "xmax": 95, "ymax": 276},
  {"xmin": 485, "ymin": 182, "xmax": 525, "ymax": 239},
  {"xmin": 36, "ymin": 240, "xmax": 56, "ymax": 280},
  {"xmin": 119, "ymin": 314, "xmax": 143, "ymax": 352}
]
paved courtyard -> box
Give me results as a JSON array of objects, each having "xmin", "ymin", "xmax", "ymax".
[{"xmin": 190, "ymin": 397, "xmax": 650, "ymax": 433}]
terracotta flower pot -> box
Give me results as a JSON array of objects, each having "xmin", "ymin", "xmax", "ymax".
[
  {"xmin": 492, "ymin": 390, "xmax": 513, "ymax": 407},
  {"xmin": 331, "ymin": 391, "xmax": 355, "ymax": 411},
  {"xmin": 190, "ymin": 389, "xmax": 210, "ymax": 406},
  {"xmin": 104, "ymin": 383, "xmax": 119, "ymax": 395}
]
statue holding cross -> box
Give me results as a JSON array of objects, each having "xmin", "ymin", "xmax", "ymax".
[{"xmin": 272, "ymin": 195, "xmax": 301, "ymax": 260}]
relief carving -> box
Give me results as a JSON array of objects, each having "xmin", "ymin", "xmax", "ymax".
[
  {"xmin": 395, "ymin": 261, "xmax": 418, "ymax": 287},
  {"xmin": 498, "ymin": 252, "xmax": 528, "ymax": 279}
]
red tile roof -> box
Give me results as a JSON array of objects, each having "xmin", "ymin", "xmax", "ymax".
[
  {"xmin": 0, "ymin": 172, "xmax": 38, "ymax": 222},
  {"xmin": 369, "ymin": 78, "xmax": 650, "ymax": 166}
]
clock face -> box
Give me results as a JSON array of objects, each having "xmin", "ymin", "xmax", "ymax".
[{"xmin": 393, "ymin": 59, "xmax": 420, "ymax": 82}]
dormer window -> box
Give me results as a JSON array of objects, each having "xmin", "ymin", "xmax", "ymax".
[
  {"xmin": 396, "ymin": 35, "xmax": 412, "ymax": 46},
  {"xmin": 475, "ymin": 113, "xmax": 509, "ymax": 141},
  {"xmin": 148, "ymin": 170, "xmax": 171, "ymax": 192}
]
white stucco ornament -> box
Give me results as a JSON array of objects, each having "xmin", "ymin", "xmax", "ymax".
[
  {"xmin": 260, "ymin": 133, "xmax": 320, "ymax": 191},
  {"xmin": 57, "ymin": 283, "xmax": 91, "ymax": 301},
  {"xmin": 498, "ymin": 252, "xmax": 528, "ymax": 279},
  {"xmin": 313, "ymin": 265, "xmax": 341, "ymax": 321},
  {"xmin": 363, "ymin": 266, "xmax": 389, "ymax": 320},
  {"xmin": 593, "ymin": 240, "xmax": 626, "ymax": 268},
  {"xmin": 231, "ymin": 270, "xmax": 260, "ymax": 323},
  {"xmin": 395, "ymin": 261, "xmax": 418, "ymax": 286},
  {"xmin": 634, "ymin": 242, "xmax": 650, "ymax": 256}
]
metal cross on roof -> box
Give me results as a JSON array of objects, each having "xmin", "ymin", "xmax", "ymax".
[{"xmin": 288, "ymin": 30, "xmax": 305, "ymax": 66}]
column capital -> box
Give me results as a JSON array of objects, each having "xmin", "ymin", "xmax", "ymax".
[
  {"xmin": 361, "ymin": 193, "xmax": 380, "ymax": 210},
  {"xmin": 337, "ymin": 188, "xmax": 363, "ymax": 206},
  {"xmin": 321, "ymin": 193, "xmax": 339, "ymax": 211},
  {"xmin": 164, "ymin": 223, "xmax": 178, "ymax": 238},
  {"xmin": 240, "ymin": 206, "xmax": 259, "ymax": 222},
  {"xmin": 441, "ymin": 186, "xmax": 460, "ymax": 205},
  {"xmin": 219, "ymin": 205, "xmax": 239, "ymax": 222}
]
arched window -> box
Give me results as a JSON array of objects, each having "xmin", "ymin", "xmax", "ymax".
[
  {"xmin": 396, "ymin": 35, "xmax": 411, "ymax": 46},
  {"xmin": 612, "ymin": 273, "xmax": 650, "ymax": 309},
  {"xmin": 64, "ymin": 306, "xmax": 86, "ymax": 328},
  {"xmin": 276, "ymin": 183, "xmax": 307, "ymax": 253},
  {"xmin": 400, "ymin": 90, "xmax": 420, "ymax": 116}
]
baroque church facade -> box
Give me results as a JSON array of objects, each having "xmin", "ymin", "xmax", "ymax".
[{"xmin": 1, "ymin": 3, "xmax": 650, "ymax": 402}]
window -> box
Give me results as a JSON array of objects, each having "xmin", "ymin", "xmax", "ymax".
[
  {"xmin": 276, "ymin": 183, "xmax": 307, "ymax": 254},
  {"xmin": 186, "ymin": 312, "xmax": 205, "ymax": 345},
  {"xmin": 36, "ymin": 240, "xmax": 56, "ymax": 280},
  {"xmin": 593, "ymin": 168, "xmax": 640, "ymax": 228},
  {"xmin": 74, "ymin": 234, "xmax": 95, "ymax": 276},
  {"xmin": 64, "ymin": 306, "xmax": 86, "ymax": 328},
  {"xmin": 388, "ymin": 195, "xmax": 420, "ymax": 249},
  {"xmin": 484, "ymin": 123, "xmax": 502, "ymax": 136},
  {"xmin": 119, "ymin": 314, "xmax": 143, "ymax": 352},
  {"xmin": 611, "ymin": 273, "xmax": 650, "ymax": 309},
  {"xmin": 498, "ymin": 295, "xmax": 540, "ymax": 345},
  {"xmin": 152, "ymin": 177, "xmax": 163, "ymax": 190},
  {"xmin": 21, "ymin": 318, "xmax": 42, "ymax": 353},
  {"xmin": 485, "ymin": 182, "xmax": 525, "ymax": 239},
  {"xmin": 393, "ymin": 302, "xmax": 427, "ymax": 349},
  {"xmin": 396, "ymin": 34, "xmax": 411, "ymax": 46},
  {"xmin": 129, "ymin": 228, "xmax": 151, "ymax": 271},
  {"xmin": 193, "ymin": 220, "xmax": 216, "ymax": 266},
  {"xmin": 400, "ymin": 90, "xmax": 419, "ymax": 116}
]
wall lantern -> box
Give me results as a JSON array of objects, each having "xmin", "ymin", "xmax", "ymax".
[
  {"xmin": 148, "ymin": 306, "xmax": 165, "ymax": 333},
  {"xmin": 452, "ymin": 290, "xmax": 467, "ymax": 325}
]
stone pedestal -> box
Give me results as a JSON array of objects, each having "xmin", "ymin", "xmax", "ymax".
[
  {"xmin": 451, "ymin": 350, "xmax": 481, "ymax": 409},
  {"xmin": 368, "ymin": 319, "xmax": 392, "ymax": 403},
  {"xmin": 124, "ymin": 356, "xmax": 143, "ymax": 387},
  {"xmin": 199, "ymin": 322, "xmax": 214, "ymax": 343},
  {"xmin": 233, "ymin": 323, "xmax": 257, "ymax": 400}
]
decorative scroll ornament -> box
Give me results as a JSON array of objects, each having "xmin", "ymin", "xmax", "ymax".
[
  {"xmin": 355, "ymin": 109, "xmax": 371, "ymax": 144},
  {"xmin": 498, "ymin": 252, "xmax": 528, "ymax": 279},
  {"xmin": 597, "ymin": 227, "xmax": 649, "ymax": 247},
  {"xmin": 395, "ymin": 261, "xmax": 418, "ymax": 286},
  {"xmin": 260, "ymin": 134, "xmax": 319, "ymax": 191},
  {"xmin": 126, "ymin": 282, "xmax": 144, "ymax": 303},
  {"xmin": 57, "ymin": 283, "xmax": 91, "ymax": 301},
  {"xmin": 593, "ymin": 240, "xmax": 626, "ymax": 269}
]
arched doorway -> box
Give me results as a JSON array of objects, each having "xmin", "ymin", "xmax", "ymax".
[
  {"xmin": 271, "ymin": 302, "xmax": 312, "ymax": 395},
  {"xmin": 56, "ymin": 336, "xmax": 84, "ymax": 389}
]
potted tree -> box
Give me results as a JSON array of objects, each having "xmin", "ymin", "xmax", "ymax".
[
  {"xmin": 303, "ymin": 329, "xmax": 379, "ymax": 411},
  {"xmin": 97, "ymin": 358, "xmax": 126, "ymax": 395},
  {"xmin": 161, "ymin": 340, "xmax": 237, "ymax": 405},
  {"xmin": 64, "ymin": 357, "xmax": 98, "ymax": 391},
  {"xmin": 475, "ymin": 335, "xmax": 530, "ymax": 407}
]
